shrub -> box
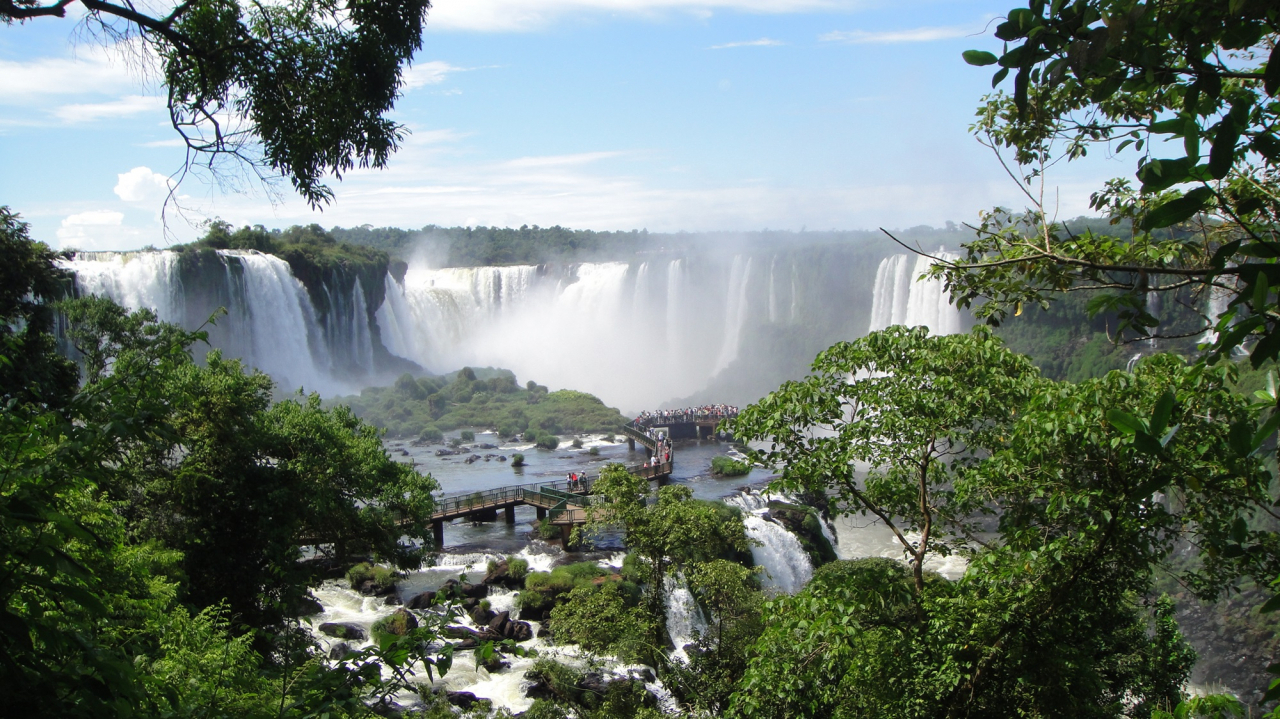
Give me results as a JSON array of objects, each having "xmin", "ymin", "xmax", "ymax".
[
  {"xmin": 524, "ymin": 428, "xmax": 540, "ymax": 443},
  {"xmin": 508, "ymin": 556, "xmax": 530, "ymax": 581},
  {"xmin": 370, "ymin": 609, "xmax": 417, "ymax": 643},
  {"xmin": 711, "ymin": 455, "xmax": 751, "ymax": 477},
  {"xmin": 512, "ymin": 453, "xmax": 526, "ymax": 468},
  {"xmin": 460, "ymin": 430, "xmax": 476, "ymax": 442},
  {"xmin": 588, "ymin": 446, "xmax": 600, "ymax": 456},
  {"xmin": 536, "ymin": 517, "xmax": 557, "ymax": 539},
  {"xmin": 536, "ymin": 435, "xmax": 560, "ymax": 451},
  {"xmin": 346, "ymin": 562, "xmax": 399, "ymax": 592},
  {"xmin": 418, "ymin": 425, "xmax": 443, "ymax": 442},
  {"xmin": 449, "ymin": 437, "xmax": 464, "ymax": 448},
  {"xmin": 498, "ymin": 422, "xmax": 519, "ymax": 439},
  {"xmin": 604, "ymin": 433, "xmax": 616, "ymax": 443},
  {"xmin": 571, "ymin": 438, "xmax": 583, "ymax": 449}
]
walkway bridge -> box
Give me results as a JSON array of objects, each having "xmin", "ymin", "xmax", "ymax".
[{"xmin": 420, "ymin": 428, "xmax": 672, "ymax": 547}]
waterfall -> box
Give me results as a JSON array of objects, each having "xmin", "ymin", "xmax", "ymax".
[
  {"xmin": 664, "ymin": 575, "xmax": 708, "ymax": 664},
  {"xmin": 60, "ymin": 249, "xmax": 372, "ymax": 394},
  {"xmin": 712, "ymin": 256, "xmax": 753, "ymax": 375},
  {"xmin": 867, "ymin": 250, "xmax": 961, "ymax": 335},
  {"xmin": 767, "ymin": 256, "xmax": 778, "ymax": 324},
  {"xmin": 789, "ymin": 262, "xmax": 799, "ymax": 322},
  {"xmin": 665, "ymin": 258, "xmax": 684, "ymax": 364},
  {"xmin": 724, "ymin": 489, "xmax": 815, "ymax": 594}
]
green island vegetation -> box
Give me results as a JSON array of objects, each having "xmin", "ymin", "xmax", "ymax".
[
  {"xmin": 332, "ymin": 366, "xmax": 627, "ymax": 441},
  {"xmin": 709, "ymin": 455, "xmax": 751, "ymax": 477}
]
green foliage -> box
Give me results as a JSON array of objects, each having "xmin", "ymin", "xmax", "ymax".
[
  {"xmin": 735, "ymin": 326, "xmax": 1042, "ymax": 591},
  {"xmin": 588, "ymin": 446, "xmax": 600, "ymax": 456},
  {"xmin": 944, "ymin": 0, "xmax": 1280, "ymax": 365},
  {"xmin": 6, "ymin": 0, "xmax": 431, "ymax": 206},
  {"xmin": 668, "ymin": 559, "xmax": 763, "ymax": 714},
  {"xmin": 536, "ymin": 434, "xmax": 561, "ymax": 450},
  {"xmin": 507, "ymin": 556, "xmax": 529, "ymax": 582},
  {"xmin": 571, "ymin": 437, "xmax": 583, "ymax": 449},
  {"xmin": 0, "ymin": 207, "xmax": 77, "ymax": 410},
  {"xmin": 548, "ymin": 582, "xmax": 653, "ymax": 659},
  {"xmin": 521, "ymin": 562, "xmax": 610, "ymax": 615},
  {"xmin": 460, "ymin": 430, "xmax": 476, "ymax": 442},
  {"xmin": 710, "ymin": 455, "xmax": 751, "ymax": 476},
  {"xmin": 332, "ymin": 369, "xmax": 626, "ymax": 440}
]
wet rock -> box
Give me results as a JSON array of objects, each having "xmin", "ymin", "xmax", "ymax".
[
  {"xmin": 371, "ymin": 608, "xmax": 417, "ymax": 639},
  {"xmin": 383, "ymin": 593, "xmax": 403, "ymax": 606},
  {"xmin": 435, "ymin": 448, "xmax": 459, "ymax": 457},
  {"xmin": 319, "ymin": 622, "xmax": 367, "ymax": 641},
  {"xmin": 471, "ymin": 605, "xmax": 496, "ymax": 626},
  {"xmin": 487, "ymin": 610, "xmax": 511, "ymax": 634},
  {"xmin": 507, "ymin": 620, "xmax": 533, "ymax": 642},
  {"xmin": 446, "ymin": 691, "xmax": 479, "ymax": 709},
  {"xmin": 405, "ymin": 591, "xmax": 436, "ymax": 609},
  {"xmin": 328, "ymin": 642, "xmax": 354, "ymax": 660},
  {"xmin": 499, "ymin": 455, "xmax": 508, "ymax": 462},
  {"xmin": 536, "ymin": 624, "xmax": 553, "ymax": 639},
  {"xmin": 439, "ymin": 578, "xmax": 488, "ymax": 600},
  {"xmin": 477, "ymin": 443, "xmax": 498, "ymax": 450}
]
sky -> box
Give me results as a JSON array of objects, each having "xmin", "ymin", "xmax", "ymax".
[{"xmin": 0, "ymin": 0, "xmax": 1133, "ymax": 251}]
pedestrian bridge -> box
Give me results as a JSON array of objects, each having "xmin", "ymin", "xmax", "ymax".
[{"xmin": 422, "ymin": 423, "xmax": 672, "ymax": 547}]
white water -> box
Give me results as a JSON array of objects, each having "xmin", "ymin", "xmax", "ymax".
[
  {"xmin": 829, "ymin": 514, "xmax": 968, "ymax": 580},
  {"xmin": 64, "ymin": 250, "xmax": 349, "ymax": 393},
  {"xmin": 664, "ymin": 575, "xmax": 709, "ymax": 664},
  {"xmin": 375, "ymin": 256, "xmax": 770, "ymax": 411},
  {"xmin": 867, "ymin": 250, "xmax": 962, "ymax": 335},
  {"xmin": 724, "ymin": 490, "xmax": 816, "ymax": 594}
]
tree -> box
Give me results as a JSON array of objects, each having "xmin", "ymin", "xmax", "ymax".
[
  {"xmin": 2, "ymin": 0, "xmax": 432, "ymax": 206},
  {"xmin": 937, "ymin": 1, "xmax": 1278, "ymax": 366},
  {"xmin": 733, "ymin": 326, "xmax": 1042, "ymax": 592}
]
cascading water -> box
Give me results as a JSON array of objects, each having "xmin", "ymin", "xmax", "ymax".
[
  {"xmin": 712, "ymin": 256, "xmax": 754, "ymax": 375},
  {"xmin": 62, "ymin": 249, "xmax": 359, "ymax": 393},
  {"xmin": 724, "ymin": 490, "xmax": 816, "ymax": 594},
  {"xmin": 664, "ymin": 575, "xmax": 709, "ymax": 664},
  {"xmin": 867, "ymin": 250, "xmax": 962, "ymax": 335}
]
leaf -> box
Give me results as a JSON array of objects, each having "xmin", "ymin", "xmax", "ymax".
[
  {"xmin": 1251, "ymin": 330, "xmax": 1280, "ymax": 371},
  {"xmin": 1253, "ymin": 412, "xmax": 1280, "ymax": 449},
  {"xmin": 1159, "ymin": 424, "xmax": 1180, "ymax": 448},
  {"xmin": 1266, "ymin": 43, "xmax": 1280, "ymax": 97},
  {"xmin": 963, "ymin": 50, "xmax": 999, "ymax": 66},
  {"xmin": 1209, "ymin": 116, "xmax": 1239, "ymax": 179},
  {"xmin": 1139, "ymin": 187, "xmax": 1214, "ymax": 230},
  {"xmin": 1138, "ymin": 157, "xmax": 1193, "ymax": 193},
  {"xmin": 1107, "ymin": 408, "xmax": 1145, "ymax": 435},
  {"xmin": 1150, "ymin": 390, "xmax": 1175, "ymax": 435},
  {"xmin": 992, "ymin": 66, "xmax": 1009, "ymax": 87},
  {"xmin": 1229, "ymin": 420, "xmax": 1254, "ymax": 457},
  {"xmin": 1133, "ymin": 431, "xmax": 1164, "ymax": 457}
]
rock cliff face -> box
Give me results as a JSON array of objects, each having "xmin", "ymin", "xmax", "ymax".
[{"xmin": 1173, "ymin": 587, "xmax": 1280, "ymax": 710}]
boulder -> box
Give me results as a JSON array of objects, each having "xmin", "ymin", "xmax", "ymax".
[
  {"xmin": 371, "ymin": 608, "xmax": 418, "ymax": 640},
  {"xmin": 446, "ymin": 691, "xmax": 479, "ymax": 709},
  {"xmin": 318, "ymin": 622, "xmax": 366, "ymax": 640},
  {"xmin": 766, "ymin": 500, "xmax": 839, "ymax": 567},
  {"xmin": 507, "ymin": 620, "xmax": 533, "ymax": 642},
  {"xmin": 487, "ymin": 610, "xmax": 511, "ymax": 634},
  {"xmin": 470, "ymin": 605, "xmax": 496, "ymax": 626},
  {"xmin": 439, "ymin": 578, "xmax": 489, "ymax": 600},
  {"xmin": 405, "ymin": 591, "xmax": 436, "ymax": 610},
  {"xmin": 328, "ymin": 642, "xmax": 354, "ymax": 660}
]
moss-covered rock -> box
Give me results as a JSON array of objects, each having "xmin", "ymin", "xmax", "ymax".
[
  {"xmin": 766, "ymin": 501, "xmax": 838, "ymax": 567},
  {"xmin": 371, "ymin": 608, "xmax": 418, "ymax": 643}
]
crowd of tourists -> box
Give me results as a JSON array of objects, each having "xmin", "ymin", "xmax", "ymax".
[{"xmin": 633, "ymin": 404, "xmax": 739, "ymax": 428}]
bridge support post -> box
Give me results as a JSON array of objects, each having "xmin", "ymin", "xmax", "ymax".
[
  {"xmin": 432, "ymin": 520, "xmax": 445, "ymax": 549},
  {"xmin": 627, "ymin": 437, "xmax": 635, "ymax": 451},
  {"xmin": 560, "ymin": 524, "xmax": 574, "ymax": 549},
  {"xmin": 505, "ymin": 505, "xmax": 516, "ymax": 525},
  {"xmin": 536, "ymin": 507, "xmax": 547, "ymax": 520}
]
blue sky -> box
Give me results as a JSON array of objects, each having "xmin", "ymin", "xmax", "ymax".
[{"xmin": 0, "ymin": 0, "xmax": 1129, "ymax": 250}]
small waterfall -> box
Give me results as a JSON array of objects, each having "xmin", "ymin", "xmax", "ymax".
[
  {"xmin": 665, "ymin": 258, "xmax": 684, "ymax": 363},
  {"xmin": 664, "ymin": 575, "xmax": 708, "ymax": 664},
  {"xmin": 742, "ymin": 516, "xmax": 814, "ymax": 593},
  {"xmin": 789, "ymin": 262, "xmax": 799, "ymax": 322},
  {"xmin": 712, "ymin": 256, "xmax": 754, "ymax": 375},
  {"xmin": 725, "ymin": 489, "xmax": 815, "ymax": 594},
  {"xmin": 767, "ymin": 256, "xmax": 778, "ymax": 324},
  {"xmin": 867, "ymin": 250, "xmax": 961, "ymax": 335}
]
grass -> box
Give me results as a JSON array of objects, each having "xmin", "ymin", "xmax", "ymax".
[{"xmin": 711, "ymin": 455, "xmax": 752, "ymax": 477}]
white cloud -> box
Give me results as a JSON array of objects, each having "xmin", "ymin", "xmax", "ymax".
[
  {"xmin": 56, "ymin": 210, "xmax": 127, "ymax": 250},
  {"xmin": 710, "ymin": 38, "xmax": 784, "ymax": 49},
  {"xmin": 428, "ymin": 0, "xmax": 858, "ymax": 32},
  {"xmin": 0, "ymin": 40, "xmax": 155, "ymax": 101},
  {"xmin": 140, "ymin": 138, "xmax": 189, "ymax": 148},
  {"xmin": 54, "ymin": 94, "xmax": 165, "ymax": 123},
  {"xmin": 402, "ymin": 61, "xmax": 464, "ymax": 89},
  {"xmin": 115, "ymin": 166, "xmax": 174, "ymax": 202},
  {"xmin": 820, "ymin": 24, "xmax": 978, "ymax": 44}
]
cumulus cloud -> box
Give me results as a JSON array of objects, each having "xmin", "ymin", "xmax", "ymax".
[
  {"xmin": 709, "ymin": 38, "xmax": 784, "ymax": 49},
  {"xmin": 819, "ymin": 24, "xmax": 978, "ymax": 44},
  {"xmin": 114, "ymin": 166, "xmax": 174, "ymax": 202},
  {"xmin": 54, "ymin": 95, "xmax": 165, "ymax": 123},
  {"xmin": 56, "ymin": 210, "xmax": 127, "ymax": 250}
]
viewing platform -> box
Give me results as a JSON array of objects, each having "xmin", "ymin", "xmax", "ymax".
[{"xmin": 421, "ymin": 424, "xmax": 673, "ymax": 547}]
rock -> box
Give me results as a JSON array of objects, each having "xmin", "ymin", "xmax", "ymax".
[
  {"xmin": 371, "ymin": 608, "xmax": 418, "ymax": 639},
  {"xmin": 499, "ymin": 455, "xmax": 507, "ymax": 462},
  {"xmin": 319, "ymin": 622, "xmax": 367, "ymax": 641},
  {"xmin": 358, "ymin": 579, "xmax": 397, "ymax": 597},
  {"xmin": 477, "ymin": 443, "xmax": 498, "ymax": 450},
  {"xmin": 439, "ymin": 578, "xmax": 489, "ymax": 600},
  {"xmin": 471, "ymin": 606, "xmax": 496, "ymax": 626},
  {"xmin": 487, "ymin": 610, "xmax": 510, "ymax": 634},
  {"xmin": 383, "ymin": 593, "xmax": 403, "ymax": 606},
  {"xmin": 297, "ymin": 596, "xmax": 325, "ymax": 616},
  {"xmin": 446, "ymin": 691, "xmax": 479, "ymax": 709},
  {"xmin": 580, "ymin": 672, "xmax": 610, "ymax": 696},
  {"xmin": 406, "ymin": 591, "xmax": 436, "ymax": 609},
  {"xmin": 537, "ymin": 624, "xmax": 553, "ymax": 638},
  {"xmin": 328, "ymin": 642, "xmax": 354, "ymax": 660},
  {"xmin": 508, "ymin": 620, "xmax": 533, "ymax": 642}
]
